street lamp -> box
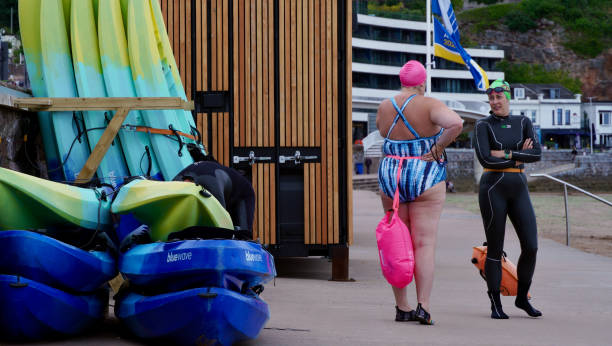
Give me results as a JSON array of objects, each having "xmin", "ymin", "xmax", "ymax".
[{"xmin": 588, "ymin": 97, "xmax": 596, "ymax": 154}]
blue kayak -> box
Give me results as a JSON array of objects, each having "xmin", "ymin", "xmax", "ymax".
[
  {"xmin": 115, "ymin": 286, "xmax": 270, "ymax": 346},
  {"xmin": 0, "ymin": 230, "xmax": 117, "ymax": 293},
  {"xmin": 120, "ymin": 239, "xmax": 276, "ymax": 293},
  {"xmin": 0, "ymin": 274, "xmax": 108, "ymax": 342}
]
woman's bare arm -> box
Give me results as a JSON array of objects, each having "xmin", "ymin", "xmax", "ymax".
[
  {"xmin": 422, "ymin": 98, "xmax": 464, "ymax": 161},
  {"xmin": 375, "ymin": 99, "xmax": 391, "ymax": 134}
]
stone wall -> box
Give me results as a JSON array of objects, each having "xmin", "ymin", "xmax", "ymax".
[
  {"xmin": 0, "ymin": 106, "xmax": 47, "ymax": 178},
  {"xmin": 445, "ymin": 149, "xmax": 612, "ymax": 192},
  {"xmin": 446, "ymin": 149, "xmax": 476, "ymax": 192},
  {"xmin": 538, "ymin": 154, "xmax": 612, "ymax": 192},
  {"xmin": 523, "ymin": 150, "xmax": 574, "ymax": 173}
]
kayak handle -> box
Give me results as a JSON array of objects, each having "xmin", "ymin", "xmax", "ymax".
[{"xmin": 9, "ymin": 282, "xmax": 28, "ymax": 288}]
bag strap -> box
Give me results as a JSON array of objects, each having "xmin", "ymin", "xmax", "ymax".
[
  {"xmin": 392, "ymin": 158, "xmax": 404, "ymax": 211},
  {"xmin": 386, "ymin": 155, "xmax": 421, "ymax": 211}
]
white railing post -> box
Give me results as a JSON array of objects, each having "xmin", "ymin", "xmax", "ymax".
[{"xmin": 563, "ymin": 184, "xmax": 570, "ymax": 246}]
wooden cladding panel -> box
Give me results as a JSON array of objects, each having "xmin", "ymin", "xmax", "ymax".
[
  {"xmin": 252, "ymin": 164, "xmax": 276, "ymax": 244},
  {"xmin": 346, "ymin": 0, "xmax": 353, "ymax": 245},
  {"xmin": 161, "ymin": 0, "xmax": 230, "ymax": 166},
  {"xmin": 274, "ymin": 0, "xmax": 340, "ymax": 244},
  {"xmin": 161, "ymin": 0, "xmax": 190, "ymax": 98},
  {"xmin": 162, "ymin": 0, "xmax": 350, "ymax": 246},
  {"xmin": 232, "ymin": 0, "xmax": 276, "ymax": 244},
  {"xmin": 212, "ymin": 0, "xmax": 231, "ymax": 166},
  {"xmin": 233, "ymin": 0, "xmax": 275, "ymax": 148}
]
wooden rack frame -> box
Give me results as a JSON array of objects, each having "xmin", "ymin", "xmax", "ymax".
[{"xmin": 13, "ymin": 97, "xmax": 194, "ymax": 183}]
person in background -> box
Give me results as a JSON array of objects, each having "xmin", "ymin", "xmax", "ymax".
[
  {"xmin": 445, "ymin": 180, "xmax": 455, "ymax": 193},
  {"xmin": 365, "ymin": 157, "xmax": 372, "ymax": 174},
  {"xmin": 353, "ymin": 144, "xmax": 365, "ymax": 175},
  {"xmin": 376, "ymin": 60, "xmax": 463, "ymax": 325}
]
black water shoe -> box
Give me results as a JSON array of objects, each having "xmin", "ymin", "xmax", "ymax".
[
  {"xmin": 415, "ymin": 303, "xmax": 434, "ymax": 325},
  {"xmin": 395, "ymin": 306, "xmax": 417, "ymax": 322},
  {"xmin": 488, "ymin": 290, "xmax": 509, "ymax": 319}
]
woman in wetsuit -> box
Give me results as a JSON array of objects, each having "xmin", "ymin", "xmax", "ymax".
[
  {"xmin": 376, "ymin": 60, "xmax": 463, "ymax": 324},
  {"xmin": 474, "ymin": 79, "xmax": 543, "ymax": 319}
]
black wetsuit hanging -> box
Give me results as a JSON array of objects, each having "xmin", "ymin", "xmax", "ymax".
[
  {"xmin": 473, "ymin": 113, "xmax": 542, "ymax": 317},
  {"xmin": 173, "ymin": 160, "xmax": 255, "ymax": 237}
]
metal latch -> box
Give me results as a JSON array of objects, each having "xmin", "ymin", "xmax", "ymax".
[
  {"xmin": 233, "ymin": 151, "xmax": 272, "ymax": 165},
  {"xmin": 278, "ymin": 150, "xmax": 318, "ymax": 164}
]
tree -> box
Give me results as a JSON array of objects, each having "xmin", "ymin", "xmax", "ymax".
[{"xmin": 0, "ymin": 1, "xmax": 19, "ymax": 35}]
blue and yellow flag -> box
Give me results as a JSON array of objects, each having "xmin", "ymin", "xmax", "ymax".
[
  {"xmin": 432, "ymin": 1, "xmax": 489, "ymax": 91},
  {"xmin": 433, "ymin": 18, "xmax": 464, "ymax": 65},
  {"xmin": 432, "ymin": 0, "xmax": 460, "ymax": 43}
]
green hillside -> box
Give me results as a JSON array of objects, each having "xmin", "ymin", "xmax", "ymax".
[
  {"xmin": 496, "ymin": 61, "xmax": 583, "ymax": 94},
  {"xmin": 359, "ymin": 1, "xmax": 611, "ymax": 58},
  {"xmin": 458, "ymin": 0, "xmax": 612, "ymax": 58}
]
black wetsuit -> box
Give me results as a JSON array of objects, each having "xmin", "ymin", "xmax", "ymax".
[
  {"xmin": 473, "ymin": 113, "xmax": 542, "ymax": 293},
  {"xmin": 173, "ymin": 160, "xmax": 255, "ymax": 235}
]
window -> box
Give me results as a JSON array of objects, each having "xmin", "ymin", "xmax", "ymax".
[
  {"xmin": 354, "ymin": 24, "xmax": 425, "ymax": 45},
  {"xmin": 514, "ymin": 88, "xmax": 525, "ymax": 99},
  {"xmin": 601, "ymin": 111, "xmax": 611, "ymax": 126},
  {"xmin": 428, "ymin": 78, "xmax": 487, "ymax": 94},
  {"xmin": 565, "ymin": 110, "xmax": 571, "ymax": 125},
  {"xmin": 552, "ymin": 109, "xmax": 555, "ymax": 125},
  {"xmin": 557, "ymin": 109, "xmax": 563, "ymax": 126},
  {"xmin": 549, "ymin": 89, "xmax": 560, "ymax": 99},
  {"xmin": 531, "ymin": 110, "xmax": 537, "ymax": 123}
]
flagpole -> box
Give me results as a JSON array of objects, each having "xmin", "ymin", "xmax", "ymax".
[{"xmin": 426, "ymin": 0, "xmax": 432, "ymax": 96}]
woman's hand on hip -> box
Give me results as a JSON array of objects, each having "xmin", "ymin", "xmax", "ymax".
[{"xmin": 422, "ymin": 143, "xmax": 444, "ymax": 162}]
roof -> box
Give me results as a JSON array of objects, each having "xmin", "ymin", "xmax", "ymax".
[{"xmin": 510, "ymin": 83, "xmax": 576, "ymax": 100}]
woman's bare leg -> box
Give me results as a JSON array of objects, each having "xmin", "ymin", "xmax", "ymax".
[
  {"xmin": 407, "ymin": 182, "xmax": 445, "ymax": 311},
  {"xmin": 380, "ymin": 190, "xmax": 413, "ymax": 312}
]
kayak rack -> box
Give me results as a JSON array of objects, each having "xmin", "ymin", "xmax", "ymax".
[{"xmin": 12, "ymin": 97, "xmax": 194, "ymax": 184}]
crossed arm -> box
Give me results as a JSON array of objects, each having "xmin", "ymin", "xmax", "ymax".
[
  {"xmin": 477, "ymin": 117, "xmax": 542, "ymax": 168},
  {"xmin": 490, "ymin": 118, "xmax": 541, "ymax": 164}
]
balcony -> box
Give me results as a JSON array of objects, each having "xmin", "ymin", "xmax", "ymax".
[{"xmin": 354, "ymin": 0, "xmax": 426, "ymax": 22}]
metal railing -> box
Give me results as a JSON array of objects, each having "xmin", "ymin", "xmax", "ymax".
[{"xmin": 530, "ymin": 173, "xmax": 612, "ymax": 246}]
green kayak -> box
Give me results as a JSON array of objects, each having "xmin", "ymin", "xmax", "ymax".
[
  {"xmin": 0, "ymin": 168, "xmax": 112, "ymax": 230},
  {"xmin": 111, "ymin": 179, "xmax": 234, "ymax": 241}
]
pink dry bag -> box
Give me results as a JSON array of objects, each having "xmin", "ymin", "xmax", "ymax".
[{"xmin": 376, "ymin": 156, "xmax": 415, "ymax": 288}]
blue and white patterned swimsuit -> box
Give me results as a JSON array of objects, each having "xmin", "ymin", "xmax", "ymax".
[{"xmin": 377, "ymin": 95, "xmax": 447, "ymax": 203}]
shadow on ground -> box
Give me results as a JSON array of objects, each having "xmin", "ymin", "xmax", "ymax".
[{"xmin": 274, "ymin": 257, "xmax": 332, "ymax": 280}]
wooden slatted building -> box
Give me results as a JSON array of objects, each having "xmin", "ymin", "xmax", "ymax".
[{"xmin": 159, "ymin": 0, "xmax": 353, "ymax": 276}]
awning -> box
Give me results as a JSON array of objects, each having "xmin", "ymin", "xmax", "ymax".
[{"xmin": 540, "ymin": 129, "xmax": 590, "ymax": 136}]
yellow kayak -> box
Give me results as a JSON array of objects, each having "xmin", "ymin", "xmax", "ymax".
[{"xmin": 111, "ymin": 179, "xmax": 234, "ymax": 241}]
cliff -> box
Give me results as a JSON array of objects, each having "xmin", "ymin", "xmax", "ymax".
[{"xmin": 462, "ymin": 18, "xmax": 612, "ymax": 101}]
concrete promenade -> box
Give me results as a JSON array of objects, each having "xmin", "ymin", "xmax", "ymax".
[
  {"xmin": 16, "ymin": 190, "xmax": 612, "ymax": 346},
  {"xmin": 245, "ymin": 190, "xmax": 612, "ymax": 346}
]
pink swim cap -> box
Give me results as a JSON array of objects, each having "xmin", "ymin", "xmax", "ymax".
[{"xmin": 399, "ymin": 60, "xmax": 427, "ymax": 88}]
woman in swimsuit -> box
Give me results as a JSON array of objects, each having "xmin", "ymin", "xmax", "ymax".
[
  {"xmin": 474, "ymin": 79, "xmax": 542, "ymax": 319},
  {"xmin": 376, "ymin": 60, "xmax": 463, "ymax": 325}
]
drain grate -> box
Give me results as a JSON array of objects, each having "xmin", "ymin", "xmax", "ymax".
[{"xmin": 264, "ymin": 327, "xmax": 311, "ymax": 332}]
